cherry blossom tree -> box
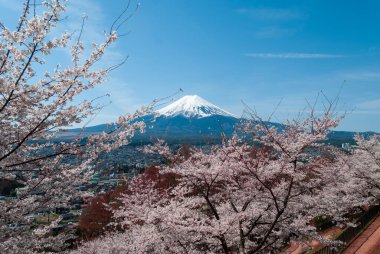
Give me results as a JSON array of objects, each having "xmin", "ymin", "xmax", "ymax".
[
  {"xmin": 342, "ymin": 135, "xmax": 380, "ymax": 206},
  {"xmin": 0, "ymin": 0, "xmax": 152, "ymax": 252},
  {"xmin": 74, "ymin": 103, "xmax": 352, "ymax": 254}
]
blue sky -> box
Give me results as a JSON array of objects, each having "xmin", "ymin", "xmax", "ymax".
[{"xmin": 1, "ymin": 0, "xmax": 380, "ymax": 132}]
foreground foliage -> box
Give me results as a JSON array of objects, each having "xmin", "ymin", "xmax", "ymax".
[
  {"xmin": 0, "ymin": 1, "xmax": 151, "ymax": 253},
  {"xmin": 73, "ymin": 107, "xmax": 376, "ymax": 254}
]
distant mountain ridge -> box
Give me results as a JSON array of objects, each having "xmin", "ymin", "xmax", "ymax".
[
  {"xmin": 61, "ymin": 95, "xmax": 240, "ymax": 143},
  {"xmin": 59, "ymin": 95, "xmax": 377, "ymax": 145}
]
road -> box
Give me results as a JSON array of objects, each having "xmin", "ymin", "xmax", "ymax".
[{"xmin": 343, "ymin": 216, "xmax": 380, "ymax": 254}]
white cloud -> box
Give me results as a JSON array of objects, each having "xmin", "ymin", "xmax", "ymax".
[
  {"xmin": 345, "ymin": 99, "xmax": 380, "ymax": 116},
  {"xmin": 340, "ymin": 71, "xmax": 380, "ymax": 81},
  {"xmin": 244, "ymin": 53, "xmax": 346, "ymax": 59},
  {"xmin": 236, "ymin": 8, "xmax": 304, "ymax": 21},
  {"xmin": 254, "ymin": 27, "xmax": 297, "ymax": 38},
  {"xmin": 356, "ymin": 99, "xmax": 380, "ymax": 110}
]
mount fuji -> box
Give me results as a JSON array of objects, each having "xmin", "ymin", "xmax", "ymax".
[
  {"xmin": 60, "ymin": 95, "xmax": 375, "ymax": 145},
  {"xmin": 157, "ymin": 95, "xmax": 236, "ymax": 119},
  {"xmin": 60, "ymin": 95, "xmax": 240, "ymax": 144},
  {"xmin": 140, "ymin": 95, "xmax": 240, "ymax": 143}
]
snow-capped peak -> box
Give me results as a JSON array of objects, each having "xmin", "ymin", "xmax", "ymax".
[{"xmin": 157, "ymin": 95, "xmax": 236, "ymax": 118}]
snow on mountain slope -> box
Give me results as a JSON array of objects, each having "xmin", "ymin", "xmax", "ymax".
[{"xmin": 157, "ymin": 95, "xmax": 236, "ymax": 118}]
